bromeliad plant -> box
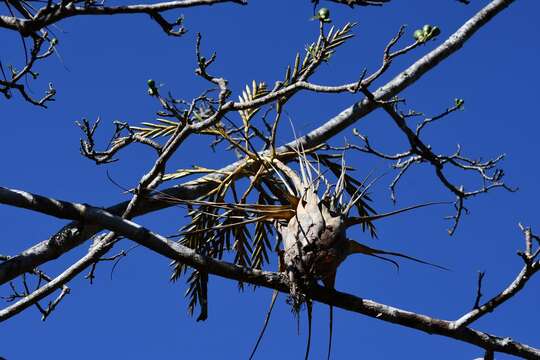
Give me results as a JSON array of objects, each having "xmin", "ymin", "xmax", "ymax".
[
  {"xmin": 153, "ymin": 132, "xmax": 448, "ymax": 359},
  {"xmin": 160, "ymin": 145, "xmax": 447, "ymax": 313}
]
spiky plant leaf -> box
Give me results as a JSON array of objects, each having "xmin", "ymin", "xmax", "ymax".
[
  {"xmin": 318, "ymin": 155, "xmax": 378, "ymax": 237},
  {"xmin": 131, "ymin": 118, "xmax": 180, "ymax": 138},
  {"xmin": 232, "ymin": 219, "xmax": 253, "ymax": 268},
  {"xmin": 251, "ymin": 193, "xmax": 274, "ymax": 269},
  {"xmin": 162, "ymin": 166, "xmax": 223, "ymax": 182},
  {"xmin": 185, "ymin": 269, "xmax": 208, "ymax": 321},
  {"xmin": 238, "ymin": 80, "xmax": 268, "ymax": 125},
  {"xmin": 171, "ymin": 200, "xmax": 220, "ymax": 282},
  {"xmin": 277, "ymin": 22, "xmax": 355, "ymax": 111}
]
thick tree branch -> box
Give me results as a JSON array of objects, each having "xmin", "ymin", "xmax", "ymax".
[
  {"xmin": 0, "ymin": 186, "xmax": 538, "ymax": 359},
  {"xmin": 0, "ymin": 0, "xmax": 516, "ymax": 286},
  {"xmin": 0, "ymin": 0, "xmax": 247, "ymax": 36},
  {"xmin": 0, "ymin": 232, "xmax": 113, "ymax": 321}
]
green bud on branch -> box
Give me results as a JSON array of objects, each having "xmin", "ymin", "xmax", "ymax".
[
  {"xmin": 413, "ymin": 24, "xmax": 441, "ymax": 43},
  {"xmin": 147, "ymin": 79, "xmax": 158, "ymax": 97},
  {"xmin": 311, "ymin": 7, "xmax": 331, "ymax": 23}
]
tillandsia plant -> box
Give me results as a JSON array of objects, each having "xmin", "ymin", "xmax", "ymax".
[
  {"xmin": 157, "ymin": 142, "xmax": 448, "ymax": 359},
  {"xmin": 164, "ymin": 150, "xmax": 446, "ymax": 304}
]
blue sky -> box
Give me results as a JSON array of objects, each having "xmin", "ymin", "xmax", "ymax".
[{"xmin": 1, "ymin": 0, "xmax": 539, "ymax": 359}]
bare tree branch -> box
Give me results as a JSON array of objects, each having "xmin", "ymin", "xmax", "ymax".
[
  {"xmin": 453, "ymin": 224, "xmax": 540, "ymax": 329},
  {"xmin": 354, "ymin": 88, "xmax": 512, "ymax": 234},
  {"xmin": 0, "ymin": 254, "xmax": 71, "ymax": 320},
  {"xmin": 0, "ymin": 0, "xmax": 517, "ymax": 286},
  {"xmin": 473, "ymin": 271, "xmax": 485, "ymax": 310},
  {"xmin": 0, "ymin": 33, "xmax": 57, "ymax": 107},
  {"xmin": 0, "ymin": 186, "xmax": 538, "ymax": 359},
  {"xmin": 0, "ymin": 0, "xmax": 247, "ymax": 36},
  {"xmin": 0, "ymin": 0, "xmax": 246, "ymax": 105}
]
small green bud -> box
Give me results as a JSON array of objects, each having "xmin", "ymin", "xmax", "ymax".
[
  {"xmin": 318, "ymin": 7, "xmax": 330, "ymax": 21},
  {"xmin": 455, "ymin": 98, "xmax": 465, "ymax": 108},
  {"xmin": 422, "ymin": 24, "xmax": 432, "ymax": 35},
  {"xmin": 50, "ymin": 38, "xmax": 58, "ymax": 46},
  {"xmin": 413, "ymin": 29, "xmax": 424, "ymax": 41},
  {"xmin": 147, "ymin": 79, "xmax": 158, "ymax": 96}
]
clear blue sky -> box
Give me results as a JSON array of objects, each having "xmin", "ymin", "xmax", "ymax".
[{"xmin": 1, "ymin": 1, "xmax": 539, "ymax": 359}]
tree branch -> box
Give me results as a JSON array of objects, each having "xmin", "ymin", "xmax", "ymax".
[
  {"xmin": 1, "ymin": 0, "xmax": 247, "ymax": 36},
  {"xmin": 453, "ymin": 224, "xmax": 540, "ymax": 329},
  {"xmin": 1, "ymin": 0, "xmax": 246, "ymax": 105},
  {"xmin": 0, "ymin": 0, "xmax": 517, "ymax": 286},
  {"xmin": 0, "ymin": 186, "xmax": 538, "ymax": 359}
]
